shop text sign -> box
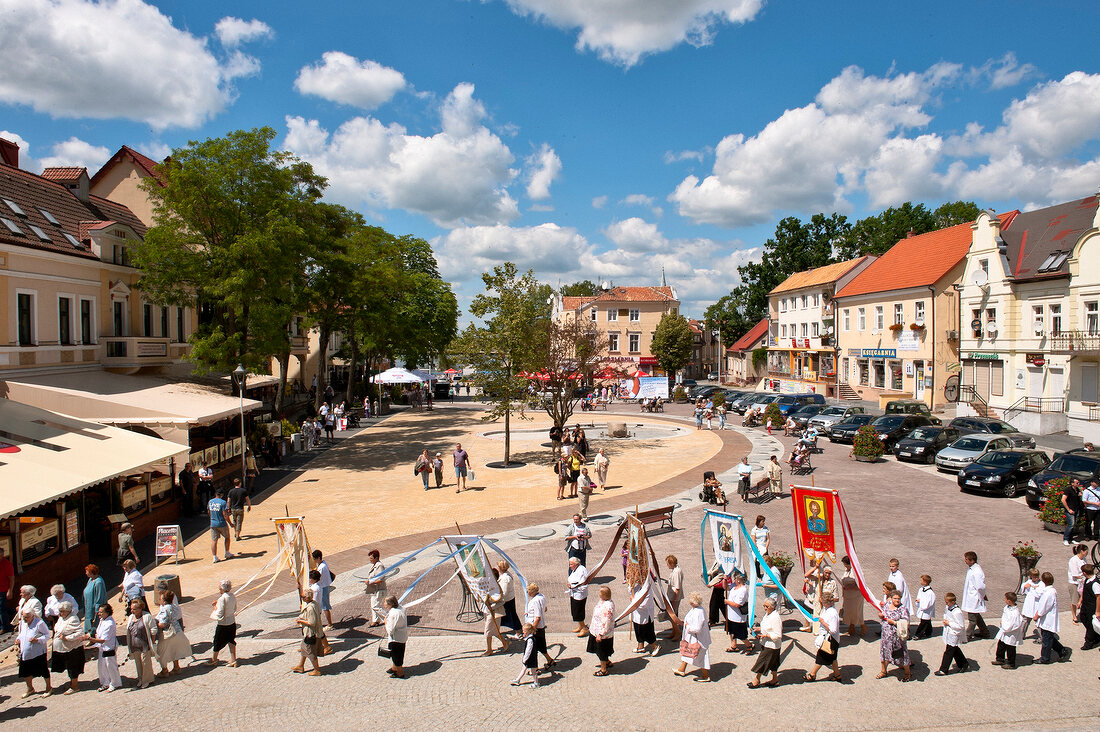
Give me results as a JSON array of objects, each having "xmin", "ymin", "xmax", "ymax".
[
  {"xmin": 967, "ymin": 352, "xmax": 1000, "ymax": 360},
  {"xmin": 861, "ymin": 348, "xmax": 896, "ymax": 358}
]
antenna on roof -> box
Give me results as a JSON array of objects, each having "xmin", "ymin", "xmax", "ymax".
[{"xmin": 661, "ymin": 267, "xmax": 667, "ymax": 287}]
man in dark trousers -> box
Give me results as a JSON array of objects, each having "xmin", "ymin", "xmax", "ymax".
[{"xmin": 178, "ymin": 462, "xmax": 196, "ymax": 517}]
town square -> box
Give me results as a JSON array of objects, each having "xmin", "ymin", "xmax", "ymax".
[{"xmin": 2, "ymin": 2, "xmax": 1100, "ymax": 730}]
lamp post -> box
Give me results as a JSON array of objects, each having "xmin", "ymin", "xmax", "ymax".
[{"xmin": 232, "ymin": 364, "xmax": 247, "ymax": 490}]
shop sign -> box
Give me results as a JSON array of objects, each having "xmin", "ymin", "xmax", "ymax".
[
  {"xmin": 862, "ymin": 348, "xmax": 896, "ymax": 358},
  {"xmin": 847, "ymin": 349, "xmax": 861, "ymax": 356},
  {"xmin": 1025, "ymin": 353, "xmax": 1046, "ymax": 366},
  {"xmin": 967, "ymin": 352, "xmax": 1000, "ymax": 360},
  {"xmin": 896, "ymin": 331, "xmax": 920, "ymax": 352},
  {"xmin": 65, "ymin": 510, "xmax": 79, "ymax": 549}
]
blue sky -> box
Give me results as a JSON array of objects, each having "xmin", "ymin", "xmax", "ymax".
[{"xmin": 2, "ymin": 1, "xmax": 1098, "ymax": 323}]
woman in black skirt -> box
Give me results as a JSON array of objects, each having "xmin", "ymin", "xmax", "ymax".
[
  {"xmin": 16, "ymin": 607, "xmax": 52, "ymax": 697},
  {"xmin": 805, "ymin": 592, "xmax": 843, "ymax": 681},
  {"xmin": 748, "ymin": 598, "xmax": 782, "ymax": 688},
  {"xmin": 50, "ymin": 601, "xmax": 86, "ymax": 694},
  {"xmin": 587, "ymin": 587, "xmax": 615, "ymax": 676}
]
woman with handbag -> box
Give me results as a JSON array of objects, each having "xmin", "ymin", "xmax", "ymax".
[
  {"xmin": 415, "ymin": 449, "xmax": 432, "ymax": 491},
  {"xmin": 587, "ymin": 586, "xmax": 615, "ymax": 676},
  {"xmin": 84, "ymin": 603, "xmax": 122, "ymax": 692},
  {"xmin": 877, "ymin": 590, "xmax": 912, "ymax": 681},
  {"xmin": 805, "ymin": 592, "xmax": 842, "ymax": 682},
  {"xmin": 49, "ymin": 600, "xmax": 85, "ymax": 694},
  {"xmin": 154, "ymin": 590, "xmax": 191, "ymax": 677},
  {"xmin": 292, "ymin": 588, "xmax": 323, "ymax": 676},
  {"xmin": 674, "ymin": 592, "xmax": 711, "ymax": 682},
  {"xmin": 748, "ymin": 597, "xmax": 782, "ymax": 688},
  {"xmin": 124, "ymin": 598, "xmax": 158, "ymax": 689}
]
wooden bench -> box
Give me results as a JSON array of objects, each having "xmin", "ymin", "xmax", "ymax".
[
  {"xmin": 628, "ymin": 505, "xmax": 676, "ymax": 532},
  {"xmin": 745, "ymin": 476, "xmax": 775, "ymax": 502}
]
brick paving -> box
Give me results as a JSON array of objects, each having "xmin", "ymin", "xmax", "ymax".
[{"xmin": 2, "ymin": 399, "xmax": 1099, "ymax": 730}]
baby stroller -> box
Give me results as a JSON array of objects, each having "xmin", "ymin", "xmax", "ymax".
[{"xmin": 346, "ymin": 410, "xmax": 361, "ymax": 428}]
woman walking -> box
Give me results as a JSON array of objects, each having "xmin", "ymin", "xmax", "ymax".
[
  {"xmin": 877, "ymin": 590, "xmax": 912, "ymax": 681},
  {"xmin": 674, "ymin": 592, "xmax": 712, "ymax": 682},
  {"xmin": 497, "ymin": 560, "xmax": 521, "ymax": 635},
  {"xmin": 49, "ymin": 600, "xmax": 85, "ymax": 694},
  {"xmin": 805, "ymin": 593, "xmax": 842, "ymax": 682},
  {"xmin": 209, "ymin": 579, "xmax": 239, "ymax": 667},
  {"xmin": 124, "ymin": 598, "xmax": 158, "ymax": 689},
  {"xmin": 724, "ymin": 572, "xmax": 751, "ymax": 654},
  {"xmin": 593, "ymin": 448, "xmax": 610, "ymax": 491},
  {"xmin": 840, "ymin": 556, "xmax": 867, "ymax": 636},
  {"xmin": 415, "ymin": 449, "xmax": 432, "ymax": 490},
  {"xmin": 86, "ymin": 603, "xmax": 122, "ymax": 692},
  {"xmin": 748, "ymin": 598, "xmax": 782, "ymax": 688},
  {"xmin": 293, "ymin": 588, "xmax": 323, "ymax": 676},
  {"xmin": 154, "ymin": 590, "xmax": 191, "ymax": 677},
  {"xmin": 16, "ymin": 605, "xmax": 51, "ymax": 697},
  {"xmin": 587, "ymin": 587, "xmax": 615, "ymax": 676},
  {"xmin": 482, "ymin": 569, "xmax": 509, "ymax": 655},
  {"xmin": 384, "ymin": 596, "xmax": 408, "ymax": 678}
]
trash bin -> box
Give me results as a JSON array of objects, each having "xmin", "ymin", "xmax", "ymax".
[{"xmin": 155, "ymin": 574, "xmax": 182, "ymax": 602}]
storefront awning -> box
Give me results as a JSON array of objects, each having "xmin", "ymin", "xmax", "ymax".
[{"xmin": 0, "ymin": 400, "xmax": 190, "ymax": 520}]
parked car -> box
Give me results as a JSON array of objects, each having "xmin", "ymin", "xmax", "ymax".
[
  {"xmin": 893, "ymin": 426, "xmax": 962, "ymax": 464},
  {"xmin": 771, "ymin": 393, "xmax": 827, "ymax": 416},
  {"xmin": 828, "ymin": 413, "xmax": 877, "ymax": 443},
  {"xmin": 788, "ymin": 404, "xmax": 826, "ymax": 427},
  {"xmin": 678, "ymin": 379, "xmax": 697, "ymax": 391},
  {"xmin": 731, "ymin": 392, "xmax": 770, "ymax": 414},
  {"xmin": 808, "ymin": 405, "xmax": 868, "ymax": 434},
  {"xmin": 958, "ymin": 449, "xmax": 1052, "ymax": 498},
  {"xmin": 719, "ymin": 389, "xmax": 746, "ymax": 403},
  {"xmin": 706, "ymin": 372, "xmax": 719, "ymax": 381},
  {"xmin": 689, "ymin": 385, "xmax": 722, "ymax": 400},
  {"xmin": 1025, "ymin": 449, "xmax": 1100, "ymax": 509},
  {"xmin": 946, "ymin": 417, "xmax": 1037, "ymax": 448},
  {"xmin": 869, "ymin": 414, "xmax": 936, "ymax": 451},
  {"xmin": 935, "ymin": 434, "xmax": 1015, "ymax": 472},
  {"xmin": 884, "ymin": 399, "xmax": 942, "ymax": 425}
]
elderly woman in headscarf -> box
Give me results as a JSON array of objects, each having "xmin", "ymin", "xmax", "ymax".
[
  {"xmin": 154, "ymin": 589, "xmax": 191, "ymax": 677},
  {"xmin": 49, "ymin": 599, "xmax": 86, "ymax": 694},
  {"xmin": 124, "ymin": 597, "xmax": 158, "ymax": 689},
  {"xmin": 115, "ymin": 559, "xmax": 145, "ymax": 607},
  {"xmin": 293, "ymin": 587, "xmax": 323, "ymax": 676},
  {"xmin": 210, "ymin": 578, "xmax": 239, "ymax": 667}
]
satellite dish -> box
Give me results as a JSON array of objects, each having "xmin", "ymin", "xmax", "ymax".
[
  {"xmin": 987, "ymin": 322, "xmax": 998, "ymax": 335},
  {"xmin": 972, "ymin": 269, "xmax": 989, "ymax": 288},
  {"xmin": 601, "ymin": 281, "xmax": 611, "ymax": 291},
  {"xmin": 970, "ymin": 318, "xmax": 982, "ymax": 331},
  {"xmin": 914, "ymin": 316, "xmax": 925, "ymax": 327}
]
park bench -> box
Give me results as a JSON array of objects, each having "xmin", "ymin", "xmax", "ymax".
[
  {"xmin": 628, "ymin": 505, "xmax": 676, "ymax": 532},
  {"xmin": 745, "ymin": 476, "xmax": 776, "ymax": 503}
]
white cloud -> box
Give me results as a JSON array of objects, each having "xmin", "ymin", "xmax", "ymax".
[
  {"xmin": 664, "ymin": 148, "xmax": 706, "ymax": 163},
  {"xmin": 283, "ymin": 84, "xmax": 521, "ymax": 228},
  {"xmin": 525, "ymin": 143, "xmax": 562, "ymax": 200},
  {"xmin": 603, "ymin": 217, "xmax": 667, "ymax": 252},
  {"xmin": 214, "ymin": 17, "xmax": 273, "ymax": 47},
  {"xmin": 0, "ymin": 0, "xmax": 262, "ymax": 129},
  {"xmin": 622, "ymin": 194, "xmax": 654, "ymax": 207},
  {"xmin": 437, "ymin": 223, "xmax": 590, "ymax": 278},
  {"xmin": 970, "ymin": 52, "xmax": 1038, "ymax": 90},
  {"xmin": 863, "ymin": 134, "xmax": 944, "ymax": 209},
  {"xmin": 591, "ymin": 195, "xmax": 609, "ymax": 209},
  {"xmin": 294, "ymin": 52, "xmax": 407, "ymax": 110},
  {"xmin": 499, "ymin": 0, "xmax": 764, "ymax": 67},
  {"xmin": 38, "ymin": 137, "xmax": 110, "ymax": 172}
]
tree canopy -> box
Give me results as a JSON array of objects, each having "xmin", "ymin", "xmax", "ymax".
[{"xmin": 651, "ymin": 313, "xmax": 694, "ymax": 377}]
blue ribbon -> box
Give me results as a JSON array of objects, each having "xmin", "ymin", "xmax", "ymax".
[
  {"xmin": 374, "ymin": 537, "xmax": 444, "ymax": 581},
  {"xmin": 397, "ymin": 542, "xmax": 468, "ymax": 606},
  {"xmin": 486, "ymin": 540, "xmax": 529, "ymax": 600}
]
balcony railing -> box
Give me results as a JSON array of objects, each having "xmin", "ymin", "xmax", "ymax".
[
  {"xmin": 1003, "ymin": 396, "xmax": 1065, "ymax": 423},
  {"xmin": 1049, "ymin": 330, "xmax": 1100, "ymax": 354},
  {"xmin": 102, "ymin": 336, "xmax": 176, "ymax": 368},
  {"xmin": 290, "ymin": 334, "xmax": 308, "ymax": 353}
]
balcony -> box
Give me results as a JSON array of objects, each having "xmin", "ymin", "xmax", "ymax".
[
  {"xmin": 290, "ymin": 334, "xmax": 309, "ymax": 355},
  {"xmin": 1049, "ymin": 330, "xmax": 1100, "ymax": 354},
  {"xmin": 102, "ymin": 336, "xmax": 177, "ymax": 370}
]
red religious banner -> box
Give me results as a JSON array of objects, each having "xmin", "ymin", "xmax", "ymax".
[{"xmin": 791, "ymin": 486, "xmax": 836, "ymax": 561}]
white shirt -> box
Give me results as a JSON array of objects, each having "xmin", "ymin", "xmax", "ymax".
[
  {"xmin": 95, "ymin": 617, "xmax": 118, "ymax": 652},
  {"xmin": 887, "ymin": 569, "xmax": 912, "ymax": 614},
  {"xmin": 525, "ymin": 593, "xmax": 547, "ymax": 629},
  {"xmin": 16, "ymin": 616, "xmax": 49, "ymax": 660},
  {"xmin": 961, "ymin": 563, "xmax": 986, "ymax": 613},
  {"xmin": 498, "ymin": 572, "xmax": 515, "ymax": 602},
  {"xmin": 15, "ymin": 596, "xmax": 43, "ymax": 626},
  {"xmin": 566, "ymin": 522, "xmax": 590, "ymax": 551},
  {"xmin": 385, "ymin": 606, "xmax": 408, "ymax": 643},
  {"xmin": 1020, "ymin": 578, "xmax": 1043, "ymax": 616},
  {"xmin": 213, "ymin": 592, "xmax": 236, "ymax": 626},
  {"xmin": 737, "ymin": 462, "xmax": 752, "ymax": 479},
  {"xmin": 817, "ymin": 606, "xmax": 840, "ymax": 645},
  {"xmin": 568, "ymin": 565, "xmax": 589, "ymax": 600},
  {"xmin": 578, "ymin": 474, "xmax": 593, "ymax": 493},
  {"xmin": 759, "ymin": 610, "xmax": 783, "ymax": 649},
  {"xmin": 942, "ymin": 605, "xmax": 965, "ymax": 645},
  {"xmin": 45, "ymin": 593, "xmax": 78, "ymax": 619},
  {"xmin": 1068, "ymin": 554, "xmax": 1085, "ymax": 586},
  {"xmin": 750, "ymin": 526, "xmax": 769, "ymax": 554},
  {"xmin": 316, "ymin": 560, "xmax": 332, "ymax": 590},
  {"xmin": 1034, "ymin": 585, "xmax": 1060, "ymax": 632},
  {"xmin": 631, "ymin": 584, "xmax": 655, "ymax": 624},
  {"xmin": 996, "ymin": 605, "xmax": 1023, "ymax": 647},
  {"xmin": 122, "ymin": 569, "xmax": 144, "ymax": 599},
  {"xmin": 915, "ymin": 585, "xmax": 936, "ymax": 620},
  {"xmin": 727, "ymin": 584, "xmax": 749, "ymax": 623}
]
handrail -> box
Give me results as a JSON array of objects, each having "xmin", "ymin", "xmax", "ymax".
[
  {"xmin": 1090, "ymin": 405, "xmax": 1100, "ymax": 423},
  {"xmin": 1003, "ymin": 396, "xmax": 1065, "ymax": 423},
  {"xmin": 1050, "ymin": 330, "xmax": 1100, "ymax": 352},
  {"xmin": 958, "ymin": 385, "xmax": 990, "ymax": 416}
]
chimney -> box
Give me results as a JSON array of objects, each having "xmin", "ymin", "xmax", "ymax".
[
  {"xmin": 906, "ymin": 229, "xmax": 915, "ymax": 238},
  {"xmin": 0, "ymin": 138, "xmax": 18, "ymax": 168}
]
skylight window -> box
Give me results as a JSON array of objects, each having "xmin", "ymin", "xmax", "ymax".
[
  {"xmin": 3, "ymin": 198, "xmax": 26, "ymax": 217},
  {"xmin": 1049, "ymin": 253, "xmax": 1069, "ymax": 270},
  {"xmin": 1037, "ymin": 251, "xmax": 1068, "ymax": 273},
  {"xmin": 1037, "ymin": 253, "xmax": 1058, "ymax": 271},
  {"xmin": 38, "ymin": 208, "xmax": 60, "ymax": 225},
  {"xmin": 1, "ymin": 216, "xmax": 24, "ymax": 234},
  {"xmin": 62, "ymin": 232, "xmax": 84, "ymax": 249},
  {"xmin": 28, "ymin": 224, "xmax": 51, "ymax": 242}
]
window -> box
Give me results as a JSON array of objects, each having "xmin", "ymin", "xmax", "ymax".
[
  {"xmin": 608, "ymin": 332, "xmax": 620, "ymax": 352},
  {"xmin": 1032, "ymin": 305, "xmax": 1044, "ymax": 336},
  {"xmin": 1087, "ymin": 301, "xmax": 1099, "ymax": 335},
  {"xmin": 986, "ymin": 307, "xmax": 997, "ymax": 323},
  {"xmin": 58, "ymin": 297, "xmax": 71, "ymax": 345},
  {"xmin": 17, "ymin": 292, "xmax": 35, "ymax": 345},
  {"xmin": 842, "ymin": 309, "xmax": 850, "ymax": 331},
  {"xmin": 800, "ymin": 323, "xmax": 808, "ymax": 338},
  {"xmin": 590, "ymin": 308, "xmax": 597, "ymax": 322},
  {"xmin": 894, "ymin": 303, "xmax": 904, "ymax": 325},
  {"xmin": 3, "ymin": 197, "xmax": 26, "ymax": 217},
  {"xmin": 780, "ymin": 299, "xmax": 787, "ymax": 313},
  {"xmin": 160, "ymin": 307, "xmax": 169, "ymax": 338},
  {"xmin": 38, "ymin": 208, "xmax": 60, "ymax": 225},
  {"xmin": 812, "ymin": 322, "xmax": 820, "ymax": 337},
  {"xmin": 62, "ymin": 232, "xmax": 83, "ymax": 249},
  {"xmin": 890, "ymin": 361, "xmax": 903, "ymax": 390},
  {"xmin": 858, "ymin": 360, "xmax": 869, "ymax": 386},
  {"xmin": 176, "ymin": 307, "xmax": 185, "ymax": 343},
  {"xmin": 915, "ymin": 301, "xmax": 925, "ymax": 324},
  {"xmin": 780, "ymin": 324, "xmax": 787, "ymax": 338},
  {"xmin": 143, "ymin": 303, "xmax": 153, "ymax": 337},
  {"xmin": 874, "ymin": 306, "xmax": 884, "ymax": 331},
  {"xmin": 857, "ymin": 307, "xmax": 866, "ymax": 331},
  {"xmin": 629, "ymin": 308, "xmax": 640, "ymax": 322},
  {"xmin": 113, "ymin": 245, "xmax": 131, "ymax": 266},
  {"xmin": 628, "ymin": 333, "xmax": 640, "ymax": 353},
  {"xmin": 800, "ymin": 295, "xmax": 807, "ymax": 309},
  {"xmin": 1050, "ymin": 304, "xmax": 1062, "ymax": 336},
  {"xmin": 607, "ymin": 309, "xmax": 617, "ymax": 322},
  {"xmin": 979, "ymin": 259, "xmax": 989, "ymax": 275},
  {"xmin": 872, "ymin": 361, "xmax": 886, "ymax": 388},
  {"xmin": 113, "ymin": 301, "xmax": 124, "ymax": 337},
  {"xmin": 812, "ymin": 293, "xmax": 819, "ymax": 307},
  {"xmin": 1, "ymin": 217, "xmax": 24, "ymax": 234},
  {"xmin": 28, "ymin": 224, "xmax": 51, "ymax": 242},
  {"xmin": 80, "ymin": 299, "xmax": 93, "ymax": 344}
]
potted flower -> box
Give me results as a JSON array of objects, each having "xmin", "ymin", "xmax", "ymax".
[
  {"xmin": 1036, "ymin": 477, "xmax": 1073, "ymax": 532},
  {"xmin": 851, "ymin": 424, "xmax": 884, "ymax": 462},
  {"xmin": 673, "ymin": 385, "xmax": 688, "ymax": 403},
  {"xmin": 1010, "ymin": 540, "xmax": 1042, "ymax": 593},
  {"xmin": 888, "ymin": 322, "xmax": 905, "ymax": 332},
  {"xmin": 909, "ymin": 322, "xmax": 925, "ymax": 331},
  {"xmin": 770, "ymin": 550, "xmax": 795, "ymax": 587}
]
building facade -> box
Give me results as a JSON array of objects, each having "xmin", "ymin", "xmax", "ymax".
[{"xmin": 725, "ymin": 317, "xmax": 768, "ymax": 387}]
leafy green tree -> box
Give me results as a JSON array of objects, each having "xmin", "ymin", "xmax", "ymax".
[
  {"xmin": 651, "ymin": 312, "xmax": 694, "ymax": 379},
  {"xmin": 836, "ymin": 200, "xmax": 982, "ymax": 259},
  {"xmin": 537, "ymin": 316, "xmax": 608, "ymax": 443},
  {"xmin": 559, "ymin": 280, "xmax": 601, "ymax": 297},
  {"xmin": 933, "ymin": 200, "xmax": 982, "ymax": 228}
]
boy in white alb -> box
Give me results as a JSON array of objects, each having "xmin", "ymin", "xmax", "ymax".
[
  {"xmin": 914, "ymin": 574, "xmax": 936, "ymax": 639},
  {"xmin": 992, "ymin": 591, "xmax": 1022, "ymax": 669},
  {"xmin": 935, "ymin": 592, "xmax": 969, "ymax": 675},
  {"xmin": 887, "ymin": 558, "xmax": 912, "ymax": 615}
]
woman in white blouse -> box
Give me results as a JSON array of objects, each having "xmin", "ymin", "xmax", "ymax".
[
  {"xmin": 587, "ymin": 587, "xmax": 615, "ymax": 676},
  {"xmin": 85, "ymin": 603, "xmax": 122, "ymax": 692},
  {"xmin": 674, "ymin": 592, "xmax": 712, "ymax": 682},
  {"xmin": 384, "ymin": 596, "xmax": 408, "ymax": 678},
  {"xmin": 209, "ymin": 579, "xmax": 239, "ymax": 667},
  {"xmin": 748, "ymin": 598, "xmax": 782, "ymax": 687},
  {"xmin": 49, "ymin": 600, "xmax": 86, "ymax": 694},
  {"xmin": 805, "ymin": 592, "xmax": 842, "ymax": 682},
  {"xmin": 154, "ymin": 590, "xmax": 192, "ymax": 676}
]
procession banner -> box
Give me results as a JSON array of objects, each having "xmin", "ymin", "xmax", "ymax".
[
  {"xmin": 582, "ymin": 517, "xmax": 679, "ymax": 627},
  {"xmin": 273, "ymin": 516, "xmax": 313, "ymax": 593},
  {"xmin": 709, "ymin": 514, "xmax": 741, "ymax": 577},
  {"xmin": 624, "ymin": 514, "xmax": 649, "ymax": 588},
  {"xmin": 790, "ymin": 485, "xmax": 880, "ymax": 611},
  {"xmin": 444, "ymin": 535, "xmax": 502, "ymax": 604}
]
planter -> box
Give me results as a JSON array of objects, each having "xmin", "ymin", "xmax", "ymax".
[
  {"xmin": 853, "ymin": 455, "xmax": 878, "ymax": 463},
  {"xmin": 1042, "ymin": 520, "xmax": 1064, "ymax": 534},
  {"xmin": 1013, "ymin": 552, "xmax": 1042, "ymax": 594}
]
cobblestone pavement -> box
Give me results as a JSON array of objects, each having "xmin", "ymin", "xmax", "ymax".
[{"xmin": 2, "ymin": 401, "xmax": 1099, "ymax": 729}]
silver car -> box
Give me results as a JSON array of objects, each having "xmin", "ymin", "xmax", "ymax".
[
  {"xmin": 934, "ymin": 434, "xmax": 1015, "ymax": 472},
  {"xmin": 807, "ymin": 405, "xmax": 867, "ymax": 434}
]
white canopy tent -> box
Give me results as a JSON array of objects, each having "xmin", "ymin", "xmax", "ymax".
[{"xmin": 371, "ymin": 367, "xmax": 427, "ymax": 384}]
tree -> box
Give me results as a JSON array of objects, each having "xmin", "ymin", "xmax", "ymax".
[
  {"xmin": 651, "ymin": 313, "xmax": 694, "ymax": 379},
  {"xmin": 455, "ymin": 263, "xmax": 550, "ymax": 465},
  {"xmin": 836, "ymin": 200, "xmax": 982, "ymax": 259},
  {"xmin": 134, "ymin": 127, "xmax": 325, "ymax": 376},
  {"xmin": 933, "ymin": 200, "xmax": 982, "ymax": 228},
  {"xmin": 537, "ymin": 317, "xmax": 609, "ymax": 442},
  {"xmin": 559, "ymin": 280, "xmax": 601, "ymax": 297}
]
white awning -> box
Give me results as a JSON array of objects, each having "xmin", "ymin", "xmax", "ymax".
[
  {"xmin": 371, "ymin": 367, "xmax": 426, "ymax": 384},
  {"xmin": 0, "ymin": 400, "xmax": 190, "ymax": 520}
]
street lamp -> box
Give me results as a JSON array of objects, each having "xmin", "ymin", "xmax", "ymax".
[{"xmin": 232, "ymin": 364, "xmax": 247, "ymax": 490}]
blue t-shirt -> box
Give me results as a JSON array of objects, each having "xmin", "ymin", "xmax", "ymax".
[{"xmin": 208, "ymin": 498, "xmax": 228, "ymax": 527}]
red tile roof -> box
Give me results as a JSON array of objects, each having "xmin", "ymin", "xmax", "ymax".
[
  {"xmin": 560, "ymin": 286, "xmax": 678, "ymax": 310},
  {"xmin": 90, "ymin": 145, "xmax": 166, "ymax": 187},
  {"xmin": 41, "ymin": 166, "xmax": 87, "ymax": 183},
  {"xmin": 729, "ymin": 317, "xmax": 769, "ymax": 352},
  {"xmin": 769, "ymin": 257, "xmax": 870, "ymax": 295},
  {"xmin": 835, "ymin": 214, "xmax": 1015, "ymax": 298}
]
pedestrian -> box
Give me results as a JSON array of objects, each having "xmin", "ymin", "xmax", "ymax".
[
  {"xmin": 1034, "ymin": 571, "xmax": 1070, "ymax": 663},
  {"xmin": 765, "ymin": 455, "xmax": 782, "ymax": 497},
  {"xmin": 750, "ymin": 515, "xmax": 770, "ymax": 575},
  {"xmin": 124, "ymin": 597, "xmax": 158, "ymax": 689},
  {"xmin": 197, "ymin": 461, "xmax": 214, "ymax": 505},
  {"xmin": 114, "ymin": 559, "xmax": 145, "ymax": 608},
  {"xmin": 839, "ymin": 556, "xmax": 866, "ymax": 636},
  {"xmin": 694, "ymin": 404, "xmax": 703, "ymax": 430},
  {"xmin": 674, "ymin": 592, "xmax": 712, "ymax": 682},
  {"xmin": 555, "ymin": 453, "xmax": 569, "ymax": 500},
  {"xmin": 804, "ymin": 593, "xmax": 842, "ymax": 682},
  {"xmin": 724, "ymin": 572, "xmax": 750, "ymax": 654},
  {"xmin": 245, "ymin": 449, "xmax": 259, "ymax": 495},
  {"xmin": 365, "ymin": 549, "xmax": 387, "ymax": 627},
  {"xmin": 1062, "ymin": 479, "xmax": 1083, "ymax": 544},
  {"xmin": 935, "ymin": 591, "xmax": 970, "ymax": 675},
  {"xmin": 587, "ymin": 587, "xmax": 615, "ymax": 676},
  {"xmin": 208, "ymin": 488, "xmax": 234, "ymax": 562},
  {"xmin": 708, "ymin": 566, "xmax": 730, "ymax": 627},
  {"xmin": 564, "ymin": 514, "xmax": 591, "ymax": 566},
  {"xmin": 577, "ymin": 467, "xmax": 594, "ymax": 520},
  {"xmin": 877, "ymin": 590, "xmax": 912, "ymax": 681},
  {"xmin": 227, "ymin": 478, "xmax": 251, "ymax": 542},
  {"xmin": 116, "ymin": 522, "xmax": 138, "ymax": 566},
  {"xmin": 292, "ymin": 588, "xmax": 323, "ymax": 676},
  {"xmin": 524, "ymin": 583, "xmax": 554, "ymax": 669},
  {"xmin": 432, "ymin": 452, "xmax": 444, "ymax": 488},
  {"xmin": 482, "ymin": 569, "xmax": 509, "ymax": 655},
  {"xmin": 573, "ymin": 428, "xmax": 589, "ymax": 459},
  {"xmin": 415, "ymin": 449, "xmax": 432, "ymax": 491},
  {"xmin": 913, "ymin": 574, "xmax": 936, "ymax": 639},
  {"xmin": 82, "ymin": 565, "xmax": 107, "ymax": 634},
  {"xmin": 496, "ymin": 560, "xmax": 521, "ymax": 635},
  {"xmin": 567, "ymin": 557, "xmax": 589, "ymax": 636},
  {"xmin": 44, "ymin": 584, "xmax": 79, "ymax": 630},
  {"xmin": 567, "ymin": 449, "xmax": 583, "ymax": 498},
  {"xmin": 717, "ymin": 402, "xmax": 727, "ymax": 430},
  {"xmin": 886, "ymin": 558, "xmax": 913, "ymax": 615},
  {"xmin": 154, "ymin": 590, "xmax": 191, "ymax": 676},
  {"xmin": 15, "ymin": 604, "xmax": 51, "ymax": 697},
  {"xmin": 549, "ymin": 424, "xmax": 563, "ymax": 456},
  {"xmin": 631, "ymin": 581, "xmax": 659, "ymax": 656},
  {"xmin": 383, "ymin": 596, "xmax": 408, "ymax": 678},
  {"xmin": 13, "ymin": 584, "xmax": 43, "ymax": 631},
  {"xmin": 177, "ymin": 462, "xmax": 196, "ymax": 517},
  {"xmin": 453, "ymin": 442, "xmax": 472, "ymax": 493},
  {"xmin": 961, "ymin": 551, "xmax": 988, "ymax": 639},
  {"xmin": 511, "ymin": 623, "xmax": 541, "ymax": 688},
  {"xmin": 665, "ymin": 555, "xmax": 684, "ymax": 621},
  {"xmin": 748, "ymin": 597, "xmax": 782, "ymax": 688},
  {"xmin": 209, "ymin": 579, "xmax": 238, "ymax": 667},
  {"xmin": 621, "ymin": 538, "xmax": 630, "ymax": 583},
  {"xmin": 49, "ymin": 600, "xmax": 85, "ymax": 694},
  {"xmin": 1083, "ymin": 478, "xmax": 1100, "ymax": 540},
  {"xmin": 736, "ymin": 457, "xmax": 752, "ymax": 502},
  {"xmin": 324, "ymin": 410, "xmax": 336, "ymax": 443},
  {"xmin": 1068, "ymin": 543, "xmax": 1088, "ymax": 612},
  {"xmin": 1078, "ymin": 564, "xmax": 1099, "ymax": 650},
  {"xmin": 1019, "ymin": 567, "xmax": 1042, "ymax": 641},
  {"xmin": 593, "ymin": 448, "xmax": 610, "ymax": 490},
  {"xmin": 992, "ymin": 591, "xmax": 1023, "ymax": 669},
  {"xmin": 85, "ymin": 603, "xmax": 122, "ymax": 692}
]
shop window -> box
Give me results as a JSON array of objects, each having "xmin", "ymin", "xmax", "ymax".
[
  {"xmin": 890, "ymin": 361, "xmax": 903, "ymax": 390},
  {"xmin": 858, "ymin": 360, "xmax": 869, "ymax": 386},
  {"xmin": 872, "ymin": 361, "xmax": 886, "ymax": 388},
  {"xmin": 840, "ymin": 357, "xmax": 849, "ymax": 383}
]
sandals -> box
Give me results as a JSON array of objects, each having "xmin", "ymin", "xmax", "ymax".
[
  {"xmin": 746, "ymin": 680, "xmax": 761, "ymax": 688},
  {"xmin": 692, "ymin": 677, "xmax": 711, "ymax": 683},
  {"xmin": 875, "ymin": 672, "xmax": 888, "ymax": 679},
  {"xmin": 673, "ymin": 670, "xmax": 688, "ymax": 677},
  {"xmin": 804, "ymin": 673, "xmax": 816, "ymax": 682},
  {"xmin": 593, "ymin": 670, "xmax": 608, "ymax": 677},
  {"xmin": 827, "ymin": 672, "xmax": 843, "ymax": 682},
  {"xmin": 765, "ymin": 680, "xmax": 779, "ymax": 687}
]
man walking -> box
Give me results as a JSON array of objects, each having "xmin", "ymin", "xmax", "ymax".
[
  {"xmin": 226, "ymin": 478, "xmax": 251, "ymax": 542},
  {"xmin": 564, "ymin": 514, "xmax": 591, "ymax": 567},
  {"xmin": 208, "ymin": 488, "xmax": 233, "ymax": 562},
  {"xmin": 453, "ymin": 443, "xmax": 472, "ymax": 493},
  {"xmin": 178, "ymin": 461, "xmax": 196, "ymax": 517},
  {"xmin": 961, "ymin": 551, "xmax": 988, "ymax": 639},
  {"xmin": 312, "ymin": 549, "xmax": 334, "ymax": 630},
  {"xmin": 577, "ymin": 468, "xmax": 594, "ymax": 521}
]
